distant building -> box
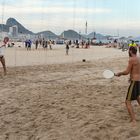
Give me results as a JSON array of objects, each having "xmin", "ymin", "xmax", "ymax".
[
  {"xmin": 9, "ymin": 25, "xmax": 18, "ymax": 37},
  {"xmin": 0, "ymin": 32, "xmax": 8, "ymax": 40},
  {"xmin": 18, "ymin": 33, "xmax": 35, "ymax": 41}
]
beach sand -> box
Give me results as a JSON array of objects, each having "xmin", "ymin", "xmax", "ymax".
[
  {"xmin": 4, "ymin": 43, "xmax": 127, "ymax": 66},
  {"xmin": 0, "ymin": 44, "xmax": 140, "ymax": 139}
]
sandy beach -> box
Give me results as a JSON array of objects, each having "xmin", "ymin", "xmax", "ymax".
[
  {"xmin": 0, "ymin": 44, "xmax": 140, "ymax": 140},
  {"xmin": 4, "ymin": 43, "xmax": 128, "ymax": 66}
]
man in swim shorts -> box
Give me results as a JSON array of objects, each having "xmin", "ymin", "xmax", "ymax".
[{"xmin": 115, "ymin": 47, "xmax": 140, "ymax": 126}]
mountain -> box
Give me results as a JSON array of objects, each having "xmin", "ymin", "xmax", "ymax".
[
  {"xmin": 6, "ymin": 18, "xmax": 34, "ymax": 34},
  {"xmin": 131, "ymin": 36, "xmax": 140, "ymax": 42},
  {"xmin": 0, "ymin": 24, "xmax": 9, "ymax": 32},
  {"xmin": 36, "ymin": 31, "xmax": 58, "ymax": 39},
  {"xmin": 60, "ymin": 30, "xmax": 85, "ymax": 40},
  {"xmin": 0, "ymin": 17, "xmax": 113, "ymax": 40},
  {"xmin": 87, "ymin": 32, "xmax": 107, "ymax": 39},
  {"xmin": 0, "ymin": 18, "xmax": 34, "ymax": 34}
]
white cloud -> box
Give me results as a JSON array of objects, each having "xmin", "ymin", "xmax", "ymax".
[{"xmin": 0, "ymin": 4, "xmax": 111, "ymax": 15}]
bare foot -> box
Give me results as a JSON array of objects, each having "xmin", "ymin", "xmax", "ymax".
[{"xmin": 131, "ymin": 120, "xmax": 137, "ymax": 127}]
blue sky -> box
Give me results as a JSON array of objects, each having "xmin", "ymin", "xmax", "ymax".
[{"xmin": 0, "ymin": 0, "xmax": 140, "ymax": 37}]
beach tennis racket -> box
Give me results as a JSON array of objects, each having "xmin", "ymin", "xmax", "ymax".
[{"xmin": 103, "ymin": 69, "xmax": 115, "ymax": 79}]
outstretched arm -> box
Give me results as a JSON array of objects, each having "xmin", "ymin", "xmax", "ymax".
[{"xmin": 115, "ymin": 59, "xmax": 133, "ymax": 77}]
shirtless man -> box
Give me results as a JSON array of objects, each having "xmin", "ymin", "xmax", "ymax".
[
  {"xmin": 0, "ymin": 37, "xmax": 9, "ymax": 75},
  {"xmin": 115, "ymin": 47, "xmax": 140, "ymax": 126}
]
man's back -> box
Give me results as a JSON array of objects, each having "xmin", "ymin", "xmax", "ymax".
[{"xmin": 130, "ymin": 56, "xmax": 140, "ymax": 81}]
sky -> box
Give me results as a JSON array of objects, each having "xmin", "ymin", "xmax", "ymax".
[{"xmin": 0, "ymin": 0, "xmax": 140, "ymax": 37}]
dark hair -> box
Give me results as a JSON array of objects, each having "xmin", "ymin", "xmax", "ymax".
[
  {"xmin": 129, "ymin": 46, "xmax": 137, "ymax": 54},
  {"xmin": 132, "ymin": 40, "xmax": 134, "ymax": 43}
]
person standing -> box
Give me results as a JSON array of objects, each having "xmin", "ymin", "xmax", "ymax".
[
  {"xmin": 0, "ymin": 38, "xmax": 9, "ymax": 75},
  {"xmin": 26, "ymin": 39, "xmax": 32, "ymax": 51},
  {"xmin": 35, "ymin": 39, "xmax": 39, "ymax": 50},
  {"xmin": 42, "ymin": 38, "xmax": 45, "ymax": 48},
  {"xmin": 66, "ymin": 43, "xmax": 69, "ymax": 55},
  {"xmin": 44, "ymin": 40, "xmax": 48, "ymax": 50},
  {"xmin": 49, "ymin": 40, "xmax": 52, "ymax": 50},
  {"xmin": 129, "ymin": 40, "xmax": 137, "ymax": 48},
  {"xmin": 115, "ymin": 47, "xmax": 140, "ymax": 126}
]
